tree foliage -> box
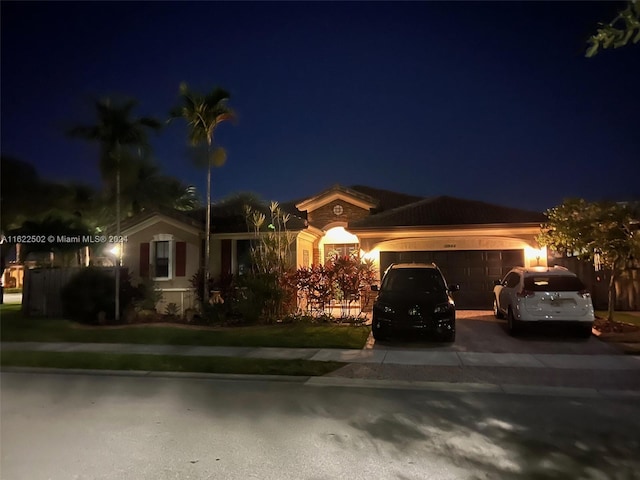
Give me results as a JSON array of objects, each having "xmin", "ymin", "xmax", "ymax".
[
  {"xmin": 0, "ymin": 156, "xmax": 100, "ymax": 232},
  {"xmin": 68, "ymin": 99, "xmax": 199, "ymax": 229},
  {"xmin": 537, "ymin": 199, "xmax": 640, "ymax": 321},
  {"xmin": 586, "ymin": 0, "xmax": 640, "ymax": 57},
  {"xmin": 68, "ymin": 98, "xmax": 162, "ymax": 190}
]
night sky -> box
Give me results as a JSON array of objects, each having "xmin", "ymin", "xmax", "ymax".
[{"xmin": 2, "ymin": 1, "xmax": 639, "ymax": 214}]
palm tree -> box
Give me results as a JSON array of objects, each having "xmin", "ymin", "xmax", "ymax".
[
  {"xmin": 122, "ymin": 161, "xmax": 201, "ymax": 215},
  {"xmin": 170, "ymin": 83, "xmax": 235, "ymax": 303},
  {"xmin": 69, "ymin": 98, "xmax": 161, "ymax": 321}
]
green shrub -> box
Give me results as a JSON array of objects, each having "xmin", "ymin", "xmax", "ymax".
[
  {"xmin": 134, "ymin": 278, "xmax": 162, "ymax": 311},
  {"xmin": 61, "ymin": 267, "xmax": 137, "ymax": 324},
  {"xmin": 234, "ymin": 273, "xmax": 291, "ymax": 324},
  {"xmin": 164, "ymin": 302, "xmax": 179, "ymax": 317}
]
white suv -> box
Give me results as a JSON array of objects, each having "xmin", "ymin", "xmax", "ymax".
[{"xmin": 493, "ymin": 266, "xmax": 595, "ymax": 337}]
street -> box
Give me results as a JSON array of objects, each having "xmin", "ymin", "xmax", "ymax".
[{"xmin": 2, "ymin": 371, "xmax": 639, "ymax": 480}]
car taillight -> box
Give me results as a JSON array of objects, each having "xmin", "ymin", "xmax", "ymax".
[
  {"xmin": 578, "ymin": 290, "xmax": 591, "ymax": 298},
  {"xmin": 517, "ymin": 289, "xmax": 535, "ymax": 298}
]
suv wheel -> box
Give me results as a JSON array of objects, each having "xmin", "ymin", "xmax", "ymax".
[
  {"xmin": 577, "ymin": 325, "xmax": 593, "ymax": 339},
  {"xmin": 440, "ymin": 328, "xmax": 456, "ymax": 343},
  {"xmin": 507, "ymin": 308, "xmax": 521, "ymax": 336},
  {"xmin": 493, "ymin": 298, "xmax": 504, "ymax": 319},
  {"xmin": 372, "ymin": 321, "xmax": 387, "ymax": 341}
]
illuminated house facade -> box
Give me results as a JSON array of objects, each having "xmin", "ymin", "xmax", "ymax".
[{"xmin": 119, "ymin": 185, "xmax": 547, "ymax": 312}]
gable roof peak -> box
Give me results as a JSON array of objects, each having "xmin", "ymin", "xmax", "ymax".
[{"xmin": 295, "ymin": 184, "xmax": 378, "ymax": 211}]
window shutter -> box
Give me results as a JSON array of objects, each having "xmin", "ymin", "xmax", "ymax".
[
  {"xmin": 140, "ymin": 243, "xmax": 150, "ymax": 277},
  {"xmin": 175, "ymin": 241, "xmax": 187, "ymax": 277}
]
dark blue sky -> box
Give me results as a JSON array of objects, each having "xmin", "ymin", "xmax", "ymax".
[{"xmin": 2, "ymin": 1, "xmax": 639, "ymax": 213}]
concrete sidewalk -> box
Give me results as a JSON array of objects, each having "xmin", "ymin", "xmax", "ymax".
[{"xmin": 3, "ymin": 341, "xmax": 640, "ymax": 370}]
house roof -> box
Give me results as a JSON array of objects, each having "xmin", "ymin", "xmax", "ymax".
[
  {"xmin": 281, "ymin": 185, "xmax": 424, "ymax": 219},
  {"xmin": 295, "ymin": 184, "xmax": 378, "ymax": 212},
  {"xmin": 348, "ymin": 185, "xmax": 425, "ymax": 212},
  {"xmin": 117, "ymin": 206, "xmax": 204, "ymax": 234},
  {"xmin": 349, "ymin": 195, "xmax": 547, "ymax": 229},
  {"xmin": 118, "ymin": 187, "xmax": 546, "ymax": 235}
]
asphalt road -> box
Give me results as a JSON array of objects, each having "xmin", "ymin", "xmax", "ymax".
[{"xmin": 2, "ymin": 371, "xmax": 639, "ymax": 480}]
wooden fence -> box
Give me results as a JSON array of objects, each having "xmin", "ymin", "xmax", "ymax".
[
  {"xmin": 551, "ymin": 257, "xmax": 639, "ymax": 311},
  {"xmin": 22, "ymin": 267, "xmax": 115, "ymax": 318}
]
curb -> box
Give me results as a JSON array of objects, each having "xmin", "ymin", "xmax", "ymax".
[
  {"xmin": 0, "ymin": 367, "xmax": 310, "ymax": 383},
  {"xmin": 3, "ymin": 366, "xmax": 640, "ymax": 399}
]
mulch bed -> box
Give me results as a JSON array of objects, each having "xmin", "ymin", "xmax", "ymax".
[{"xmin": 593, "ymin": 317, "xmax": 640, "ymax": 334}]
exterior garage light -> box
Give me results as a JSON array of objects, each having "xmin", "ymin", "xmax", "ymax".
[{"xmin": 524, "ymin": 246, "xmax": 547, "ymax": 267}]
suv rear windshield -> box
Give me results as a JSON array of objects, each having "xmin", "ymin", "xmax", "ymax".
[
  {"xmin": 524, "ymin": 275, "xmax": 585, "ymax": 292},
  {"xmin": 382, "ymin": 269, "xmax": 446, "ymax": 293}
]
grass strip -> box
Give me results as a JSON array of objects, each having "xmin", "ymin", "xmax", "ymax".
[
  {"xmin": 0, "ymin": 351, "xmax": 346, "ymax": 377},
  {"xmin": 0, "ymin": 305, "xmax": 371, "ymax": 349},
  {"xmin": 596, "ymin": 311, "xmax": 640, "ymax": 327}
]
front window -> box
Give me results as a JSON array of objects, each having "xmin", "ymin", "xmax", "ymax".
[
  {"xmin": 237, "ymin": 239, "xmax": 254, "ymax": 276},
  {"xmin": 324, "ymin": 243, "xmax": 359, "ymax": 262},
  {"xmin": 153, "ymin": 241, "xmax": 170, "ymax": 278}
]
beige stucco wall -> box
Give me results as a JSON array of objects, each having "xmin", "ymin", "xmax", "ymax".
[
  {"xmin": 122, "ymin": 216, "xmax": 202, "ymax": 313},
  {"xmin": 296, "ymin": 232, "xmax": 317, "ymax": 269}
]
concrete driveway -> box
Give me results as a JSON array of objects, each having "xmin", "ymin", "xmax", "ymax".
[{"xmin": 368, "ymin": 310, "xmax": 622, "ymax": 355}]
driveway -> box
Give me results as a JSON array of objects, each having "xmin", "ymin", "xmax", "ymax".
[{"xmin": 368, "ymin": 310, "xmax": 622, "ymax": 355}]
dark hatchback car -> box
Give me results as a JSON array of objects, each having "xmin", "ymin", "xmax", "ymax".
[{"xmin": 371, "ymin": 263, "xmax": 459, "ymax": 342}]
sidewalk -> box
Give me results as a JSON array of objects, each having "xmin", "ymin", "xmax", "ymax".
[
  {"xmin": 3, "ymin": 341, "xmax": 640, "ymax": 394},
  {"xmin": 3, "ymin": 341, "xmax": 640, "ymax": 370}
]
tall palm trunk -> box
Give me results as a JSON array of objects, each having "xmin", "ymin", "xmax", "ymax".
[
  {"xmin": 115, "ymin": 143, "xmax": 121, "ymax": 323},
  {"xmin": 203, "ymin": 140, "xmax": 212, "ymax": 304}
]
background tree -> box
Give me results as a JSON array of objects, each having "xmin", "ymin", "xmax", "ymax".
[
  {"xmin": 9, "ymin": 215, "xmax": 94, "ymax": 267},
  {"xmin": 537, "ymin": 199, "xmax": 640, "ymax": 322},
  {"xmin": 586, "ymin": 0, "xmax": 640, "ymax": 57},
  {"xmin": 68, "ymin": 98, "xmax": 162, "ymax": 222},
  {"xmin": 1, "ymin": 157, "xmax": 100, "ymax": 231},
  {"xmin": 69, "ymin": 98, "xmax": 161, "ymax": 321},
  {"xmin": 1, "ymin": 157, "xmax": 102, "ymax": 270},
  {"xmin": 121, "ymin": 160, "xmax": 201, "ymax": 215},
  {"xmin": 170, "ymin": 83, "xmax": 235, "ymax": 303}
]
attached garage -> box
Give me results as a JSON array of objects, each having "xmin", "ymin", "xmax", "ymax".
[{"xmin": 380, "ymin": 249, "xmax": 524, "ymax": 309}]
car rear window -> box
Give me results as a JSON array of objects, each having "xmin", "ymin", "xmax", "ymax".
[
  {"xmin": 382, "ymin": 269, "xmax": 446, "ymax": 293},
  {"xmin": 524, "ymin": 275, "xmax": 585, "ymax": 292}
]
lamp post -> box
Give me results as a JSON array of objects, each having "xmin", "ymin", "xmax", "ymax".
[{"xmin": 110, "ymin": 243, "xmax": 122, "ymax": 322}]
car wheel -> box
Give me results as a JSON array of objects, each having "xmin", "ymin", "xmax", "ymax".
[
  {"xmin": 577, "ymin": 325, "xmax": 593, "ymax": 339},
  {"xmin": 493, "ymin": 298, "xmax": 504, "ymax": 319},
  {"xmin": 440, "ymin": 328, "xmax": 456, "ymax": 343},
  {"xmin": 507, "ymin": 308, "xmax": 521, "ymax": 336},
  {"xmin": 372, "ymin": 321, "xmax": 387, "ymax": 341}
]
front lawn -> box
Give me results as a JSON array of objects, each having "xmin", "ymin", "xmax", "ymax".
[
  {"xmin": 0, "ymin": 305, "xmax": 370, "ymax": 349},
  {"xmin": 0, "ymin": 351, "xmax": 345, "ymax": 376},
  {"xmin": 594, "ymin": 310, "xmax": 640, "ymax": 336},
  {"xmin": 595, "ymin": 311, "xmax": 640, "ymax": 328}
]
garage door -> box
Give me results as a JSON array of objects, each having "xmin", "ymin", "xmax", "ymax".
[{"xmin": 380, "ymin": 250, "xmax": 524, "ymax": 309}]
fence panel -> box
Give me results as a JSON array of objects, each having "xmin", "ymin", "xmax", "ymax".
[{"xmin": 22, "ymin": 267, "xmax": 114, "ymax": 318}]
